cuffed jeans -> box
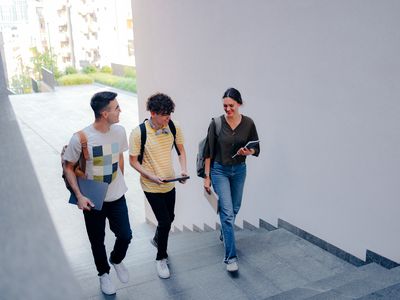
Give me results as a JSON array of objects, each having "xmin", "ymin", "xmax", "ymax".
[
  {"xmin": 211, "ymin": 162, "xmax": 246, "ymax": 264},
  {"xmin": 144, "ymin": 188, "xmax": 175, "ymax": 260},
  {"xmin": 83, "ymin": 195, "xmax": 132, "ymax": 276}
]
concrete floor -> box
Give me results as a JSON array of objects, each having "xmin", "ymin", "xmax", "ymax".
[{"xmin": 9, "ymin": 84, "xmax": 145, "ymax": 276}]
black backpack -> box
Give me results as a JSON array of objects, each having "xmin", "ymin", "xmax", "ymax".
[
  {"xmin": 196, "ymin": 116, "xmax": 222, "ymax": 178},
  {"xmin": 138, "ymin": 119, "xmax": 180, "ymax": 164}
]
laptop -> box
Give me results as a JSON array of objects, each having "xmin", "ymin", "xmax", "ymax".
[{"xmin": 69, "ymin": 177, "xmax": 109, "ymax": 211}]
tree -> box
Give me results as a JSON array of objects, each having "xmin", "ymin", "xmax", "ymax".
[
  {"xmin": 30, "ymin": 47, "xmax": 58, "ymax": 80},
  {"xmin": 11, "ymin": 73, "xmax": 32, "ymax": 94}
]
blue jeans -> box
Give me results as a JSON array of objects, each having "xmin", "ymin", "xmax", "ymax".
[{"xmin": 211, "ymin": 161, "xmax": 246, "ymax": 263}]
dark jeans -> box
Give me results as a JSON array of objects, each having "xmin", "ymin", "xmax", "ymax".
[
  {"xmin": 144, "ymin": 188, "xmax": 176, "ymax": 260},
  {"xmin": 83, "ymin": 195, "xmax": 132, "ymax": 276}
]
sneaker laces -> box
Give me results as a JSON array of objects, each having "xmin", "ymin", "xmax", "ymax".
[{"xmin": 159, "ymin": 259, "xmax": 168, "ymax": 270}]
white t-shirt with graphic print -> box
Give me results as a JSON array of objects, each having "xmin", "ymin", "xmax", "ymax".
[{"xmin": 63, "ymin": 124, "xmax": 128, "ymax": 202}]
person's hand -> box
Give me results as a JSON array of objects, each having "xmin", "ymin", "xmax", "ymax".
[
  {"xmin": 179, "ymin": 171, "xmax": 188, "ymax": 184},
  {"xmin": 204, "ymin": 176, "xmax": 211, "ymax": 194},
  {"xmin": 237, "ymin": 147, "xmax": 255, "ymax": 156},
  {"xmin": 148, "ymin": 174, "xmax": 164, "ymax": 184},
  {"xmin": 77, "ymin": 195, "xmax": 95, "ymax": 211}
]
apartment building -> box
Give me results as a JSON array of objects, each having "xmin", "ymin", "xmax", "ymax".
[
  {"xmin": 42, "ymin": 0, "xmax": 134, "ymax": 71},
  {"xmin": 0, "ymin": 0, "xmax": 134, "ymax": 88}
]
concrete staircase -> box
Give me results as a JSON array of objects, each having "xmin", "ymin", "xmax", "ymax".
[{"xmin": 69, "ymin": 223, "xmax": 400, "ymax": 299}]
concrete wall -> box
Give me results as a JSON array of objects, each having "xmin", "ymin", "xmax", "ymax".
[
  {"xmin": 0, "ymin": 32, "xmax": 8, "ymax": 89},
  {"xmin": 0, "ymin": 52, "xmax": 81, "ymax": 299},
  {"xmin": 131, "ymin": 0, "xmax": 400, "ymax": 262},
  {"xmin": 41, "ymin": 67, "xmax": 56, "ymax": 90}
]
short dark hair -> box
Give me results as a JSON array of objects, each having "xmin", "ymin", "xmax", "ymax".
[
  {"xmin": 146, "ymin": 93, "xmax": 175, "ymax": 114},
  {"xmin": 90, "ymin": 91, "xmax": 117, "ymax": 119},
  {"xmin": 222, "ymin": 87, "xmax": 243, "ymax": 105}
]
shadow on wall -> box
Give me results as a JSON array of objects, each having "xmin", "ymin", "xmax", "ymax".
[{"xmin": 0, "ymin": 51, "xmax": 81, "ymax": 298}]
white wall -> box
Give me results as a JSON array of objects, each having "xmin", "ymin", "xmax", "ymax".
[{"xmin": 131, "ymin": 0, "xmax": 400, "ymax": 262}]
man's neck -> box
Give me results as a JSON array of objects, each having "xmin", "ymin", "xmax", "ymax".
[
  {"xmin": 149, "ymin": 117, "xmax": 163, "ymax": 130},
  {"xmin": 93, "ymin": 119, "xmax": 111, "ymax": 133}
]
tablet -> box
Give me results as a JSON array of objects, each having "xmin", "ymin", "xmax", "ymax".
[
  {"xmin": 244, "ymin": 140, "xmax": 260, "ymax": 149},
  {"xmin": 162, "ymin": 175, "xmax": 190, "ymax": 183}
]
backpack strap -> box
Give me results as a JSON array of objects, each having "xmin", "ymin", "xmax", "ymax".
[
  {"xmin": 77, "ymin": 130, "xmax": 89, "ymax": 173},
  {"xmin": 168, "ymin": 119, "xmax": 181, "ymax": 156},
  {"xmin": 138, "ymin": 119, "xmax": 148, "ymax": 164},
  {"xmin": 138, "ymin": 119, "xmax": 181, "ymax": 165},
  {"xmin": 214, "ymin": 115, "xmax": 222, "ymax": 136},
  {"xmin": 207, "ymin": 115, "xmax": 223, "ymax": 160}
]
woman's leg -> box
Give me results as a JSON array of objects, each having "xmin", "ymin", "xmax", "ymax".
[
  {"xmin": 230, "ymin": 163, "xmax": 247, "ymax": 218},
  {"xmin": 211, "ymin": 163, "xmax": 237, "ymax": 263}
]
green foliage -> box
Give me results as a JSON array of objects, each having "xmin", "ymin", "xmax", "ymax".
[
  {"xmin": 30, "ymin": 47, "xmax": 58, "ymax": 80},
  {"xmin": 65, "ymin": 66, "xmax": 78, "ymax": 75},
  {"xmin": 57, "ymin": 74, "xmax": 94, "ymax": 86},
  {"xmin": 101, "ymin": 66, "xmax": 112, "ymax": 74},
  {"xmin": 11, "ymin": 74, "xmax": 32, "ymax": 94},
  {"xmin": 53, "ymin": 67, "xmax": 63, "ymax": 79},
  {"xmin": 82, "ymin": 65, "xmax": 98, "ymax": 74},
  {"xmin": 41, "ymin": 50, "xmax": 57, "ymax": 71},
  {"xmin": 123, "ymin": 66, "xmax": 136, "ymax": 78},
  {"xmin": 89, "ymin": 72, "xmax": 136, "ymax": 93}
]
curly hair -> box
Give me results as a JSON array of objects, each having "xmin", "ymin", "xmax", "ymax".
[{"xmin": 146, "ymin": 93, "xmax": 175, "ymax": 114}]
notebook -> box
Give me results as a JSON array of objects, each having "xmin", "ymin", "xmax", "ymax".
[
  {"xmin": 204, "ymin": 189, "xmax": 218, "ymax": 213},
  {"xmin": 69, "ymin": 177, "xmax": 109, "ymax": 211}
]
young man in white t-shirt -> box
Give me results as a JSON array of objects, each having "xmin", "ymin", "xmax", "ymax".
[{"xmin": 63, "ymin": 91, "xmax": 132, "ymax": 295}]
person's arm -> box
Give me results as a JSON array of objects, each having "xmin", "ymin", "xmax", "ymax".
[
  {"xmin": 236, "ymin": 147, "xmax": 255, "ymax": 156},
  {"xmin": 176, "ymin": 144, "xmax": 188, "ymax": 183},
  {"xmin": 203, "ymin": 121, "xmax": 215, "ymax": 194},
  {"xmin": 236, "ymin": 118, "xmax": 259, "ymax": 157},
  {"xmin": 203, "ymin": 157, "xmax": 211, "ymax": 194},
  {"xmin": 119, "ymin": 153, "xmax": 124, "ymax": 175},
  {"xmin": 63, "ymin": 161, "xmax": 94, "ymax": 210},
  {"xmin": 129, "ymin": 155, "xmax": 163, "ymax": 184}
]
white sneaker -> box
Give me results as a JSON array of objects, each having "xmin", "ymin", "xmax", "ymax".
[
  {"xmin": 110, "ymin": 259, "xmax": 129, "ymax": 283},
  {"xmin": 149, "ymin": 240, "xmax": 169, "ymax": 264},
  {"xmin": 99, "ymin": 273, "xmax": 116, "ymax": 295},
  {"xmin": 156, "ymin": 259, "xmax": 170, "ymax": 279},
  {"xmin": 226, "ymin": 261, "xmax": 239, "ymax": 272}
]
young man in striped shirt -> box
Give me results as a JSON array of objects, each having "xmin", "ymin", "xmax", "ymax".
[{"xmin": 129, "ymin": 93, "xmax": 188, "ymax": 279}]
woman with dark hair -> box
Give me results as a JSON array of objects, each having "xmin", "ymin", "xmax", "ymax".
[{"xmin": 203, "ymin": 87, "xmax": 260, "ymax": 272}]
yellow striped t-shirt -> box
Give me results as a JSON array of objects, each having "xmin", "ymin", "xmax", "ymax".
[{"xmin": 129, "ymin": 120, "xmax": 184, "ymax": 193}]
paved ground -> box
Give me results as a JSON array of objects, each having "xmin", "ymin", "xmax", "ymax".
[{"xmin": 9, "ymin": 84, "xmax": 145, "ymax": 277}]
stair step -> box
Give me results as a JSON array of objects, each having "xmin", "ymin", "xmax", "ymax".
[
  {"xmin": 305, "ymin": 263, "xmax": 387, "ymax": 291},
  {"xmin": 126, "ymin": 228, "xmax": 263, "ymax": 266},
  {"xmin": 266, "ymin": 287, "xmax": 322, "ymax": 300},
  {"xmin": 304, "ymin": 263, "xmax": 400, "ymax": 299},
  {"xmin": 357, "ymin": 282, "xmax": 400, "ymax": 299},
  {"xmin": 265, "ymin": 263, "xmax": 385, "ymax": 300},
  {"xmin": 72, "ymin": 225, "xmax": 399, "ymax": 300}
]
